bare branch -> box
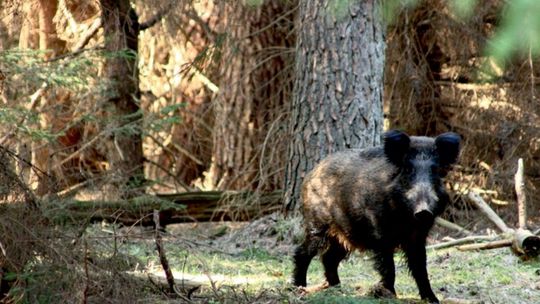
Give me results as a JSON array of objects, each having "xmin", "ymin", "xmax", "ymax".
[
  {"xmin": 457, "ymin": 239, "xmax": 513, "ymax": 251},
  {"xmin": 515, "ymin": 158, "xmax": 527, "ymax": 229},
  {"xmin": 139, "ymin": 1, "xmax": 175, "ymax": 31},
  {"xmin": 435, "ymin": 217, "xmax": 473, "ymax": 236},
  {"xmin": 467, "ymin": 191, "xmax": 512, "ymax": 234}
]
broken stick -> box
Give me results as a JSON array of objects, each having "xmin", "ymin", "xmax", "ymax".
[
  {"xmin": 515, "ymin": 158, "xmax": 527, "ymax": 229},
  {"xmin": 467, "ymin": 191, "xmax": 511, "ymax": 234}
]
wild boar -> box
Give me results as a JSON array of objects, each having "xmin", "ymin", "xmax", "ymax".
[{"xmin": 292, "ymin": 130, "xmax": 461, "ymax": 304}]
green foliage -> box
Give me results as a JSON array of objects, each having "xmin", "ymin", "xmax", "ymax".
[
  {"xmin": 488, "ymin": 0, "xmax": 540, "ymax": 66},
  {"xmin": 245, "ymin": 0, "xmax": 264, "ymax": 6},
  {"xmin": 0, "ymin": 49, "xmax": 96, "ymax": 92},
  {"xmin": 448, "ymin": 0, "xmax": 476, "ymax": 20},
  {"xmin": 144, "ymin": 102, "xmax": 185, "ymax": 133},
  {"xmin": 0, "ymin": 49, "xmax": 103, "ymax": 143},
  {"xmin": 382, "ymin": 0, "xmax": 418, "ymax": 24},
  {"xmin": 383, "ymin": 0, "xmax": 540, "ymax": 70}
]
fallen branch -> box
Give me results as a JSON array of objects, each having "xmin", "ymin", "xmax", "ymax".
[
  {"xmin": 462, "ymin": 158, "xmax": 540, "ymax": 258},
  {"xmin": 45, "ymin": 191, "xmax": 282, "ymax": 226},
  {"xmin": 457, "ymin": 239, "xmax": 512, "ymax": 251},
  {"xmin": 435, "ymin": 217, "xmax": 473, "ymax": 236},
  {"xmin": 428, "ymin": 235, "xmax": 496, "ymax": 250},
  {"xmin": 438, "ymin": 159, "xmax": 540, "ymax": 258},
  {"xmin": 467, "ymin": 191, "xmax": 511, "ymax": 234}
]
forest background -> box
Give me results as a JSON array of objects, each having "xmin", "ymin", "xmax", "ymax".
[{"xmin": 1, "ymin": 0, "xmax": 540, "ymax": 303}]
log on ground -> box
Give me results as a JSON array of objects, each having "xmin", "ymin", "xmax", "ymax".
[{"xmin": 46, "ymin": 191, "xmax": 283, "ymax": 226}]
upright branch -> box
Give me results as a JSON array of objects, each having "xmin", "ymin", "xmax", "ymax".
[
  {"xmin": 515, "ymin": 158, "xmax": 527, "ymax": 229},
  {"xmin": 153, "ymin": 210, "xmax": 175, "ymax": 293}
]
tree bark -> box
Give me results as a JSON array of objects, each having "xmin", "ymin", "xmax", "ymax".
[
  {"xmin": 209, "ymin": 0, "xmax": 295, "ymax": 191},
  {"xmin": 100, "ymin": 0, "xmax": 145, "ymax": 197},
  {"xmin": 283, "ymin": 0, "xmax": 385, "ymax": 211},
  {"xmin": 17, "ymin": 0, "xmax": 68, "ymax": 195}
]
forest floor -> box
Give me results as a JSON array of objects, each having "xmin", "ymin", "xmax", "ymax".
[{"xmin": 73, "ymin": 213, "xmax": 540, "ymax": 304}]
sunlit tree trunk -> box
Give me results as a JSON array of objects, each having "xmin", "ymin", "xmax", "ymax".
[
  {"xmin": 18, "ymin": 0, "xmax": 67, "ymax": 195},
  {"xmin": 283, "ymin": 0, "xmax": 385, "ymax": 211},
  {"xmin": 209, "ymin": 0, "xmax": 295, "ymax": 191},
  {"xmin": 100, "ymin": 0, "xmax": 145, "ymax": 197}
]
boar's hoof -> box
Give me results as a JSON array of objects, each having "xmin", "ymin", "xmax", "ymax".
[
  {"xmin": 298, "ymin": 281, "xmax": 339, "ymax": 295},
  {"xmin": 367, "ymin": 283, "xmax": 396, "ymax": 299}
]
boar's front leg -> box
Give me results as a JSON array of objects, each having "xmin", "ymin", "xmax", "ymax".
[
  {"xmin": 370, "ymin": 248, "xmax": 397, "ymax": 297},
  {"xmin": 404, "ymin": 240, "xmax": 439, "ymax": 304}
]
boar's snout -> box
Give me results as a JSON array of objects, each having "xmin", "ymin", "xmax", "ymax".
[
  {"xmin": 407, "ymin": 182, "xmax": 437, "ymax": 222},
  {"xmin": 414, "ymin": 202, "xmax": 434, "ymax": 222}
]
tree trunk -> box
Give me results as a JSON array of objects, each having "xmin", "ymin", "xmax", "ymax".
[
  {"xmin": 283, "ymin": 0, "xmax": 385, "ymax": 211},
  {"xmin": 209, "ymin": 0, "xmax": 295, "ymax": 191},
  {"xmin": 17, "ymin": 0, "xmax": 67, "ymax": 195},
  {"xmin": 100, "ymin": 0, "xmax": 145, "ymax": 197}
]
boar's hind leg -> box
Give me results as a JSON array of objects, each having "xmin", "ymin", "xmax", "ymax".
[
  {"xmin": 371, "ymin": 249, "xmax": 396, "ymax": 296},
  {"xmin": 292, "ymin": 236, "xmax": 319, "ymax": 287},
  {"xmin": 404, "ymin": 243, "xmax": 439, "ymax": 303},
  {"xmin": 321, "ymin": 238, "xmax": 348, "ymax": 286}
]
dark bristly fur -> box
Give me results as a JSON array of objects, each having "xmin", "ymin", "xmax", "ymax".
[{"xmin": 292, "ymin": 130, "xmax": 461, "ymax": 304}]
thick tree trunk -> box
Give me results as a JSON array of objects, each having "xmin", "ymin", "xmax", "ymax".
[
  {"xmin": 283, "ymin": 0, "xmax": 385, "ymax": 211},
  {"xmin": 209, "ymin": 0, "xmax": 295, "ymax": 191},
  {"xmin": 17, "ymin": 0, "xmax": 67, "ymax": 195},
  {"xmin": 100, "ymin": 0, "xmax": 145, "ymax": 197}
]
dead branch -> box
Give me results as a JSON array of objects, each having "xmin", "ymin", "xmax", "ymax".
[
  {"xmin": 515, "ymin": 158, "xmax": 527, "ymax": 229},
  {"xmin": 457, "ymin": 239, "xmax": 512, "ymax": 251},
  {"xmin": 72, "ymin": 17, "xmax": 102, "ymax": 52},
  {"xmin": 435, "ymin": 217, "xmax": 473, "ymax": 236},
  {"xmin": 153, "ymin": 210, "xmax": 175, "ymax": 293},
  {"xmin": 512, "ymin": 228, "xmax": 540, "ymax": 257},
  {"xmin": 427, "ymin": 235, "xmax": 497, "ymax": 250},
  {"xmin": 463, "ymin": 158, "xmax": 540, "ymax": 258},
  {"xmin": 47, "ymin": 191, "xmax": 282, "ymax": 226},
  {"xmin": 467, "ymin": 191, "xmax": 511, "ymax": 234}
]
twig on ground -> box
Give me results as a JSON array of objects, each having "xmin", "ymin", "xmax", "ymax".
[{"xmin": 153, "ymin": 210, "xmax": 175, "ymax": 293}]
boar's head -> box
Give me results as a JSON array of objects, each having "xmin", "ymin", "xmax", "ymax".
[{"xmin": 383, "ymin": 130, "xmax": 461, "ymax": 223}]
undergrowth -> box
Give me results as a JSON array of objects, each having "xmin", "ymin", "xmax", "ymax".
[{"xmin": 3, "ymin": 214, "xmax": 540, "ymax": 303}]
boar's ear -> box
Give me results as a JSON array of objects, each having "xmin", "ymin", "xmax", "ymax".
[
  {"xmin": 435, "ymin": 132, "xmax": 461, "ymax": 167},
  {"xmin": 383, "ymin": 130, "xmax": 410, "ymax": 166}
]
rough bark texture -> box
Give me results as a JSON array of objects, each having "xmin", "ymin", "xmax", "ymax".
[
  {"xmin": 100, "ymin": 0, "xmax": 145, "ymax": 197},
  {"xmin": 209, "ymin": 0, "xmax": 295, "ymax": 191},
  {"xmin": 17, "ymin": 0, "xmax": 68, "ymax": 195},
  {"xmin": 284, "ymin": 0, "xmax": 385, "ymax": 211}
]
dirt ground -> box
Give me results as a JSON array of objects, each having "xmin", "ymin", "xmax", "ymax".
[{"xmin": 111, "ymin": 213, "xmax": 540, "ymax": 304}]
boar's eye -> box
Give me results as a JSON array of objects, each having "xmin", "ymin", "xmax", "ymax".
[
  {"xmin": 383, "ymin": 130, "xmax": 410, "ymax": 166},
  {"xmin": 435, "ymin": 132, "xmax": 461, "ymax": 167}
]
